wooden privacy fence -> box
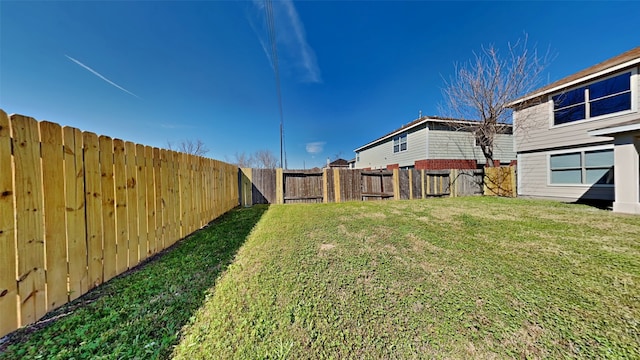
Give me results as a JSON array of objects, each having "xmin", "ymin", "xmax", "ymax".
[
  {"xmin": 239, "ymin": 167, "xmax": 515, "ymax": 206},
  {"xmin": 0, "ymin": 110, "xmax": 238, "ymax": 338},
  {"xmin": 484, "ymin": 166, "xmax": 517, "ymax": 197}
]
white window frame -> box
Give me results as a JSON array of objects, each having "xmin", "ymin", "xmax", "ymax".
[
  {"xmin": 393, "ymin": 132, "xmax": 407, "ymax": 153},
  {"xmin": 547, "ymin": 144, "xmax": 615, "ymax": 187},
  {"xmin": 549, "ymin": 68, "xmax": 637, "ymax": 129}
]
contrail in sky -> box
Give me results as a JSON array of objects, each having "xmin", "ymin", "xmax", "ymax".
[
  {"xmin": 250, "ymin": 0, "xmax": 321, "ymax": 83},
  {"xmin": 65, "ymin": 55, "xmax": 139, "ymax": 98}
]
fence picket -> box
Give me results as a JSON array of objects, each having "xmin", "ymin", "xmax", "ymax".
[
  {"xmin": 12, "ymin": 115, "xmax": 47, "ymax": 326},
  {"xmin": 0, "ymin": 111, "xmax": 18, "ymax": 337},
  {"xmin": 136, "ymin": 144, "xmax": 148, "ymax": 261},
  {"xmin": 63, "ymin": 127, "xmax": 88, "ymax": 300},
  {"xmin": 160, "ymin": 149, "xmax": 170, "ymax": 247},
  {"xmin": 40, "ymin": 121, "xmax": 68, "ymax": 310},
  {"xmin": 145, "ymin": 146, "xmax": 156, "ymax": 256},
  {"xmin": 113, "ymin": 139, "xmax": 129, "ymax": 273},
  {"xmin": 153, "ymin": 148, "xmax": 163, "ymax": 251},
  {"xmin": 83, "ymin": 132, "xmax": 103, "ymax": 289},
  {"xmin": 99, "ymin": 136, "xmax": 117, "ymax": 282},
  {"xmin": 125, "ymin": 142, "xmax": 139, "ymax": 266}
]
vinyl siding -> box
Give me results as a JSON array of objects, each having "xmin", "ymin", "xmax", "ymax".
[
  {"xmin": 355, "ymin": 123, "xmax": 515, "ymax": 169},
  {"xmin": 356, "ymin": 125, "xmax": 428, "ymax": 169},
  {"xmin": 515, "ymin": 67, "xmax": 640, "ymax": 153},
  {"xmin": 518, "ymin": 151, "xmax": 615, "ymax": 201},
  {"xmin": 428, "ymin": 130, "xmax": 515, "ymax": 164}
]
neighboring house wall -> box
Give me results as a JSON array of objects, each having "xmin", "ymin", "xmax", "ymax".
[
  {"xmin": 514, "ymin": 65, "xmax": 640, "ymax": 202},
  {"xmin": 355, "ymin": 119, "xmax": 515, "ymax": 170},
  {"xmin": 428, "ymin": 130, "xmax": 515, "ymax": 163},
  {"xmin": 356, "ymin": 123, "xmax": 428, "ymax": 169}
]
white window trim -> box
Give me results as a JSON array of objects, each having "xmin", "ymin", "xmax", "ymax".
[
  {"xmin": 546, "ymin": 144, "xmax": 615, "ymax": 187},
  {"xmin": 548, "ymin": 68, "xmax": 637, "ymax": 129},
  {"xmin": 393, "ymin": 132, "xmax": 408, "ymax": 153}
]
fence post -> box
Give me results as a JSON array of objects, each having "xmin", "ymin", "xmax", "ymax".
[
  {"xmin": 510, "ymin": 166, "xmax": 517, "ymax": 197},
  {"xmin": 421, "ymin": 169, "xmax": 425, "ymax": 198},
  {"xmin": 239, "ymin": 168, "xmax": 253, "ymax": 207},
  {"xmin": 276, "ymin": 168, "xmax": 284, "ymax": 204},
  {"xmin": 449, "ymin": 169, "xmax": 457, "ymax": 198},
  {"xmin": 333, "ymin": 168, "xmax": 341, "ymax": 203},
  {"xmin": 323, "ymin": 168, "xmax": 328, "ymax": 203},
  {"xmin": 408, "ymin": 170, "xmax": 413, "ymax": 199},
  {"xmin": 393, "ymin": 169, "xmax": 400, "ymax": 200},
  {"xmin": 483, "ymin": 168, "xmax": 489, "ymax": 196}
]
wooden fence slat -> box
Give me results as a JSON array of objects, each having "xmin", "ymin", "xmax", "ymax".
[
  {"xmin": 169, "ymin": 151, "xmax": 179, "ymax": 243},
  {"xmin": 136, "ymin": 144, "xmax": 148, "ymax": 261},
  {"xmin": 99, "ymin": 136, "xmax": 117, "ymax": 282},
  {"xmin": 63, "ymin": 126, "xmax": 88, "ymax": 300},
  {"xmin": 145, "ymin": 146, "xmax": 156, "ymax": 256},
  {"xmin": 12, "ymin": 115, "xmax": 47, "ymax": 326},
  {"xmin": 113, "ymin": 139, "xmax": 128, "ymax": 274},
  {"xmin": 40, "ymin": 121, "xmax": 68, "ymax": 311},
  {"xmin": 333, "ymin": 169, "xmax": 340, "ymax": 203},
  {"xmin": 125, "ymin": 142, "xmax": 139, "ymax": 267},
  {"xmin": 177, "ymin": 152, "xmax": 183, "ymax": 237},
  {"xmin": 0, "ymin": 110, "xmax": 18, "ymax": 337},
  {"xmin": 83, "ymin": 132, "xmax": 103, "ymax": 289},
  {"xmin": 161, "ymin": 149, "xmax": 170, "ymax": 247},
  {"xmin": 153, "ymin": 148, "xmax": 163, "ymax": 251}
]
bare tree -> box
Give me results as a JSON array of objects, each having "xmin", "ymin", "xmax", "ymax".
[
  {"xmin": 441, "ymin": 36, "xmax": 551, "ymax": 166},
  {"xmin": 233, "ymin": 151, "xmax": 255, "ymax": 168},
  {"xmin": 167, "ymin": 139, "xmax": 210, "ymax": 156},
  {"xmin": 254, "ymin": 149, "xmax": 279, "ymax": 169}
]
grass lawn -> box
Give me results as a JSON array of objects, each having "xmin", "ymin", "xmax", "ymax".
[
  {"xmin": 173, "ymin": 197, "xmax": 639, "ymax": 359},
  {"xmin": 1, "ymin": 197, "xmax": 638, "ymax": 359}
]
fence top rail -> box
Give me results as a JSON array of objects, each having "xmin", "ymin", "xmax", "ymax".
[
  {"xmin": 361, "ymin": 170, "xmax": 392, "ymax": 176},
  {"xmin": 423, "ymin": 170, "xmax": 452, "ymax": 175},
  {"xmin": 283, "ymin": 170, "xmax": 324, "ymax": 175}
]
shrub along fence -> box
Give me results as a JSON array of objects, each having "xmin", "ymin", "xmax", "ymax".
[
  {"xmin": 0, "ymin": 110, "xmax": 238, "ymax": 338},
  {"xmin": 239, "ymin": 167, "xmax": 515, "ymax": 206}
]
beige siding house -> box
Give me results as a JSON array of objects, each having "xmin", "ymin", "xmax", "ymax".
[
  {"xmin": 510, "ymin": 46, "xmax": 640, "ymax": 214},
  {"xmin": 354, "ymin": 116, "xmax": 515, "ymax": 170}
]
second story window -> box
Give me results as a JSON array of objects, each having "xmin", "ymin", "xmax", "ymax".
[
  {"xmin": 552, "ymin": 72, "xmax": 632, "ymax": 125},
  {"xmin": 393, "ymin": 133, "xmax": 407, "ymax": 153}
]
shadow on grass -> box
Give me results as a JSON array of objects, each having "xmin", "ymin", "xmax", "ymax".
[{"xmin": 0, "ymin": 205, "xmax": 269, "ymax": 360}]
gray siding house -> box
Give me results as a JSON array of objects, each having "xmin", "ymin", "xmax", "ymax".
[
  {"xmin": 509, "ymin": 46, "xmax": 640, "ymax": 214},
  {"xmin": 353, "ymin": 116, "xmax": 515, "ymax": 170}
]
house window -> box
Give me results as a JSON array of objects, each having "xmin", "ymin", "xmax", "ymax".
[
  {"xmin": 393, "ymin": 133, "xmax": 407, "ymax": 153},
  {"xmin": 356, "ymin": 153, "xmax": 360, "ymax": 162},
  {"xmin": 552, "ymin": 72, "xmax": 631, "ymax": 125},
  {"xmin": 550, "ymin": 149, "xmax": 614, "ymax": 185}
]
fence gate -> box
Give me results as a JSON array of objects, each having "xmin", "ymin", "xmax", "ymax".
[
  {"xmin": 283, "ymin": 170, "xmax": 324, "ymax": 203},
  {"xmin": 361, "ymin": 170, "xmax": 394, "ymax": 200},
  {"xmin": 423, "ymin": 170, "xmax": 451, "ymax": 197}
]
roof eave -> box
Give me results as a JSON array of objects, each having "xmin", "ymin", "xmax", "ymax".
[
  {"xmin": 508, "ymin": 58, "xmax": 640, "ymax": 108},
  {"xmin": 588, "ymin": 122, "xmax": 640, "ymax": 137},
  {"xmin": 354, "ymin": 118, "xmax": 428, "ymax": 152}
]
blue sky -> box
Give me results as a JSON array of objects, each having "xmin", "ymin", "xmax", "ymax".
[{"xmin": 1, "ymin": 1, "xmax": 639, "ymax": 169}]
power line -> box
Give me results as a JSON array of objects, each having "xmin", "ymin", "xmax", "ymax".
[{"xmin": 264, "ymin": 0, "xmax": 287, "ymax": 169}]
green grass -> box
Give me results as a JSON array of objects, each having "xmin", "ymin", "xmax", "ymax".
[
  {"xmin": 2, "ymin": 197, "xmax": 639, "ymax": 359},
  {"xmin": 0, "ymin": 205, "xmax": 268, "ymax": 360},
  {"xmin": 173, "ymin": 197, "xmax": 640, "ymax": 359}
]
